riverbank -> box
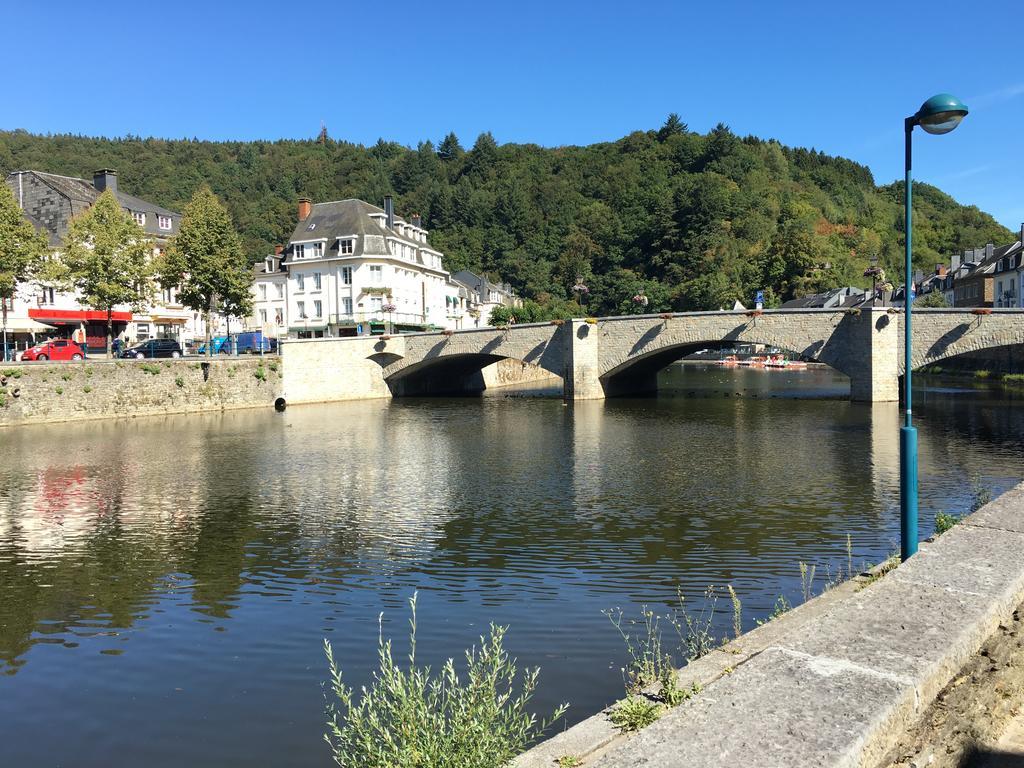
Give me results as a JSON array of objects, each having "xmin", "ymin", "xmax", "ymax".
[
  {"xmin": 516, "ymin": 481, "xmax": 1024, "ymax": 768},
  {"xmin": 0, "ymin": 357, "xmax": 281, "ymax": 427}
]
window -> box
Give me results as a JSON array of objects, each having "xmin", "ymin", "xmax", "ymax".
[
  {"xmin": 132, "ymin": 211, "xmax": 146, "ymax": 226},
  {"xmin": 38, "ymin": 287, "xmax": 55, "ymax": 304},
  {"xmin": 275, "ymin": 283, "xmax": 284, "ymax": 299},
  {"xmin": 136, "ymin": 322, "xmax": 150, "ymax": 340},
  {"xmin": 369, "ymin": 265, "xmax": 383, "ymax": 284},
  {"xmin": 296, "ymin": 273, "xmax": 305, "ymax": 291},
  {"xmin": 297, "ymin": 301, "xmax": 306, "ymax": 319},
  {"xmin": 274, "ymin": 308, "xmax": 284, "ymax": 325},
  {"xmin": 259, "ymin": 309, "xmax": 267, "ymax": 324},
  {"xmin": 313, "ymin": 300, "xmax": 322, "ymax": 318},
  {"xmin": 340, "ymin": 238, "xmax": 354, "ymax": 255},
  {"xmin": 312, "ymin": 241, "xmax": 324, "ymax": 258},
  {"xmin": 371, "ymin": 296, "xmax": 383, "ymax": 312},
  {"xmin": 265, "ymin": 258, "xmax": 274, "ymax": 273},
  {"xmin": 342, "ymin": 297, "xmax": 352, "ymax": 315},
  {"xmin": 259, "ymin": 284, "xmax": 267, "ymax": 300},
  {"xmin": 313, "ymin": 272, "xmax": 322, "ymax": 290},
  {"xmin": 294, "ymin": 244, "xmax": 306, "ymax": 259},
  {"xmin": 341, "ymin": 266, "xmax": 352, "ymax": 285},
  {"xmin": 158, "ymin": 215, "xmax": 172, "ymax": 231},
  {"xmin": 162, "ymin": 287, "xmax": 176, "ymax": 304}
]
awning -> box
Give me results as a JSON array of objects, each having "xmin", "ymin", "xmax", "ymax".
[
  {"xmin": 28, "ymin": 309, "xmax": 133, "ymax": 323},
  {"xmin": 1, "ymin": 317, "xmax": 56, "ymax": 333},
  {"xmin": 148, "ymin": 315, "xmax": 188, "ymax": 324}
]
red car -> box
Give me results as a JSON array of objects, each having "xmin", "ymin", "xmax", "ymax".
[{"xmin": 21, "ymin": 339, "xmax": 86, "ymax": 362}]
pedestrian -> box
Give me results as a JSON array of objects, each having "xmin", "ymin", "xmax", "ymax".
[{"xmin": 112, "ymin": 337, "xmax": 122, "ymax": 356}]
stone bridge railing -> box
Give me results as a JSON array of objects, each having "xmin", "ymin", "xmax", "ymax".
[{"xmin": 280, "ymin": 308, "xmax": 1024, "ymax": 404}]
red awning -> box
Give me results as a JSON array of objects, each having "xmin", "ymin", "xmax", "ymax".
[{"xmin": 28, "ymin": 309, "xmax": 133, "ymax": 324}]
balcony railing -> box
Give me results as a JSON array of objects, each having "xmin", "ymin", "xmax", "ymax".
[{"xmin": 328, "ymin": 311, "xmax": 428, "ymax": 326}]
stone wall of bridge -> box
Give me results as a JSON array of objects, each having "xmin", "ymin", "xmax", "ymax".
[{"xmin": 278, "ymin": 309, "xmax": 1024, "ymax": 405}]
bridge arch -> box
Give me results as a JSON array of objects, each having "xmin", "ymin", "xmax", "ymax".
[{"xmin": 903, "ymin": 311, "xmax": 1024, "ymax": 375}]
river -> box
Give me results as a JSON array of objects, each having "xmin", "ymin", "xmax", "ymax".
[{"xmin": 1, "ymin": 364, "xmax": 1022, "ymax": 767}]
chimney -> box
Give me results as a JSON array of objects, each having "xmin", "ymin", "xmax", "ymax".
[
  {"xmin": 936, "ymin": 264, "xmax": 947, "ymax": 277},
  {"xmin": 93, "ymin": 168, "xmax": 118, "ymax": 194},
  {"xmin": 298, "ymin": 197, "xmax": 312, "ymax": 221},
  {"xmin": 274, "ymin": 245, "xmax": 284, "ymax": 256},
  {"xmin": 410, "ymin": 213, "xmax": 422, "ymax": 228},
  {"xmin": 985, "ymin": 243, "xmax": 994, "ymax": 259},
  {"xmin": 951, "ymin": 252, "xmax": 961, "ymax": 269},
  {"xmin": 384, "ymin": 196, "xmax": 394, "ymax": 230}
]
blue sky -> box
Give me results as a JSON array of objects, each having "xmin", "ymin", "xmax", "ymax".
[{"xmin": 4, "ymin": 0, "xmax": 1022, "ymax": 230}]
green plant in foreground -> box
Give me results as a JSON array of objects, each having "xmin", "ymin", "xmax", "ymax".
[
  {"xmin": 174, "ymin": 376, "xmax": 185, "ymax": 389},
  {"xmin": 974, "ymin": 369, "xmax": 992, "ymax": 379},
  {"xmin": 324, "ymin": 593, "xmax": 566, "ymax": 768},
  {"xmin": 672, "ymin": 587, "xmax": 719, "ymax": 662},
  {"xmin": 755, "ymin": 594, "xmax": 792, "ymax": 626},
  {"xmin": 604, "ymin": 605, "xmax": 672, "ymax": 694},
  {"xmin": 140, "ymin": 363, "xmax": 161, "ymax": 375},
  {"xmin": 2, "ymin": 368, "xmax": 22, "ymax": 379},
  {"xmin": 254, "ymin": 365, "xmax": 267, "ymax": 382},
  {"xmin": 609, "ymin": 696, "xmax": 663, "ymax": 732},
  {"xmin": 935, "ymin": 511, "xmax": 962, "ymax": 535},
  {"xmin": 799, "ymin": 562, "xmax": 816, "ymax": 603},
  {"xmin": 557, "ymin": 756, "xmax": 583, "ymax": 768},
  {"xmin": 54, "ymin": 386, "xmax": 63, "ymax": 395},
  {"xmin": 727, "ymin": 585, "xmax": 742, "ymax": 639},
  {"xmin": 82, "ymin": 385, "xmax": 92, "ymax": 394}
]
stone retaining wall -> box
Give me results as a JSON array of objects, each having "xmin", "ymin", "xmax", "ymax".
[
  {"xmin": 516, "ymin": 480, "xmax": 1024, "ymax": 768},
  {"xmin": 0, "ymin": 358, "xmax": 283, "ymax": 427}
]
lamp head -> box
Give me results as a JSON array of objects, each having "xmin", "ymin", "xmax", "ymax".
[{"xmin": 913, "ymin": 93, "xmax": 969, "ymax": 135}]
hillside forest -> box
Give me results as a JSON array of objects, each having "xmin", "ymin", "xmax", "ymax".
[{"xmin": 0, "ymin": 118, "xmax": 1012, "ymax": 318}]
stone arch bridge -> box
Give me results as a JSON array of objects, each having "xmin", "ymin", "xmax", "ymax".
[{"xmin": 281, "ymin": 308, "xmax": 1024, "ymax": 404}]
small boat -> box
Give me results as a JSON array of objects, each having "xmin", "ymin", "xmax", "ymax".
[{"xmin": 717, "ymin": 355, "xmax": 740, "ymax": 366}]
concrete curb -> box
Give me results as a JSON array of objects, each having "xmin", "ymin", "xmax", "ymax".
[{"xmin": 515, "ymin": 481, "xmax": 1024, "ymax": 767}]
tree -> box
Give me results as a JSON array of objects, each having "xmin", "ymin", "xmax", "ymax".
[
  {"xmin": 0, "ymin": 183, "xmax": 49, "ymax": 360},
  {"xmin": 161, "ymin": 186, "xmax": 253, "ymax": 357},
  {"xmin": 437, "ymin": 132, "xmax": 464, "ymax": 162},
  {"xmin": 657, "ymin": 113, "xmax": 687, "ymax": 142},
  {"xmin": 59, "ymin": 190, "xmax": 154, "ymax": 358},
  {"xmin": 916, "ymin": 290, "xmax": 949, "ymax": 307}
]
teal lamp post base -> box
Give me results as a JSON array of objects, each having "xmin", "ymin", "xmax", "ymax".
[{"xmin": 900, "ymin": 425, "xmax": 919, "ymax": 561}]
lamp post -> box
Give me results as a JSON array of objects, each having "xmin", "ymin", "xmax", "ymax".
[{"xmin": 901, "ymin": 93, "xmax": 968, "ymax": 561}]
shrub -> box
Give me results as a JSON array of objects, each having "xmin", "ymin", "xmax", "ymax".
[
  {"xmin": 324, "ymin": 594, "xmax": 566, "ymax": 768},
  {"xmin": 609, "ymin": 696, "xmax": 663, "ymax": 732},
  {"xmin": 55, "ymin": 386, "xmax": 63, "ymax": 395},
  {"xmin": 254, "ymin": 366, "xmax": 267, "ymax": 382},
  {"xmin": 935, "ymin": 512, "xmax": 961, "ymax": 535},
  {"xmin": 175, "ymin": 376, "xmax": 185, "ymax": 389},
  {"xmin": 82, "ymin": 385, "xmax": 92, "ymax": 394},
  {"xmin": 140, "ymin": 363, "xmax": 161, "ymax": 375}
]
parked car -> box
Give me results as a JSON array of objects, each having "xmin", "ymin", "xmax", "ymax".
[
  {"xmin": 196, "ymin": 336, "xmax": 230, "ymax": 355},
  {"xmin": 235, "ymin": 332, "xmax": 277, "ymax": 354},
  {"xmin": 120, "ymin": 339, "xmax": 183, "ymax": 359},
  {"xmin": 21, "ymin": 339, "xmax": 86, "ymax": 362}
]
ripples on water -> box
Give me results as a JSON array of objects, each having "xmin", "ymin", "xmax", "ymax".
[{"xmin": 1, "ymin": 365, "xmax": 1022, "ymax": 767}]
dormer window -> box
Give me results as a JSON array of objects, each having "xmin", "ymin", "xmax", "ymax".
[
  {"xmin": 312, "ymin": 242, "xmax": 324, "ymax": 258},
  {"xmin": 265, "ymin": 258, "xmax": 274, "ymax": 273},
  {"xmin": 340, "ymin": 238, "xmax": 354, "ymax": 255},
  {"xmin": 294, "ymin": 244, "xmax": 306, "ymax": 259},
  {"xmin": 158, "ymin": 215, "xmax": 172, "ymax": 231},
  {"xmin": 132, "ymin": 211, "xmax": 146, "ymax": 226}
]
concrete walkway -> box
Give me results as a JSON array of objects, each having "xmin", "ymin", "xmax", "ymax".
[{"xmin": 517, "ymin": 481, "xmax": 1024, "ymax": 768}]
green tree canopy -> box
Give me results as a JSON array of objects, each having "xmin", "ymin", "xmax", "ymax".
[
  {"xmin": 59, "ymin": 190, "xmax": 154, "ymax": 357},
  {"xmin": 161, "ymin": 186, "xmax": 253, "ymax": 355}
]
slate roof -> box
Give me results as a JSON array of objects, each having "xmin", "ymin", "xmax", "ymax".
[
  {"xmin": 286, "ymin": 199, "xmax": 437, "ymax": 265},
  {"xmin": 10, "ymin": 170, "xmax": 181, "ymax": 240}
]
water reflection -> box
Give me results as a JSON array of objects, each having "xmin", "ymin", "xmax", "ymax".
[{"xmin": 0, "ymin": 367, "xmax": 1022, "ymax": 767}]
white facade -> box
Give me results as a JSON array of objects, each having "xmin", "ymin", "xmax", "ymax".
[{"xmin": 250, "ymin": 198, "xmax": 476, "ymax": 337}]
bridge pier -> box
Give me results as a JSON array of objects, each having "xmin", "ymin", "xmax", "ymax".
[
  {"xmin": 847, "ymin": 308, "xmax": 900, "ymax": 403},
  {"xmin": 563, "ymin": 320, "xmax": 606, "ymax": 400}
]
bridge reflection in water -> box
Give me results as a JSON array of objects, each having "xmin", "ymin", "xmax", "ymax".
[{"xmin": 1, "ymin": 369, "xmax": 1022, "ymax": 767}]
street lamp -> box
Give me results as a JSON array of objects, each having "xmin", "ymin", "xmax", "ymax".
[{"xmin": 901, "ymin": 93, "xmax": 968, "ymax": 562}]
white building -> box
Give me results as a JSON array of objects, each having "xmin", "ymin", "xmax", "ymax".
[
  {"xmin": 2, "ymin": 169, "xmax": 226, "ymax": 354},
  {"xmin": 251, "ymin": 196, "xmax": 471, "ymax": 337}
]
